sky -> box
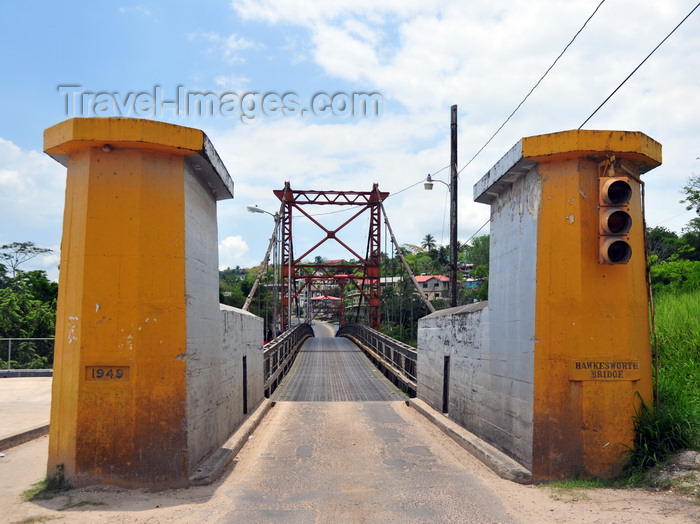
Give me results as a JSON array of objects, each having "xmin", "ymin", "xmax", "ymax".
[{"xmin": 1, "ymin": 0, "xmax": 698, "ymax": 282}]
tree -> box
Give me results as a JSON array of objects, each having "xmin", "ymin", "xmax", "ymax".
[
  {"xmin": 0, "ymin": 242, "xmax": 53, "ymax": 277},
  {"xmin": 462, "ymin": 235, "xmax": 490, "ymax": 269},
  {"xmin": 462, "ymin": 235, "xmax": 490, "ymax": 303},
  {"xmin": 646, "ymin": 227, "xmax": 683, "ymax": 263},
  {"xmin": 680, "ymin": 175, "xmax": 700, "ymax": 216},
  {"xmin": 0, "ymin": 263, "xmax": 8, "ymax": 289},
  {"xmin": 421, "ymin": 234, "xmax": 436, "ymax": 252}
]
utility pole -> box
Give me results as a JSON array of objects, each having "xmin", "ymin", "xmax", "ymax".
[{"xmin": 450, "ymin": 104, "xmax": 458, "ymax": 308}]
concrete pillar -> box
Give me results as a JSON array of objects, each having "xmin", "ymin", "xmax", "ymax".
[
  {"xmin": 474, "ymin": 130, "xmax": 661, "ymax": 479},
  {"xmin": 44, "ymin": 118, "xmax": 234, "ymax": 488}
]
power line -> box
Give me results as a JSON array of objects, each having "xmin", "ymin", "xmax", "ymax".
[
  {"xmin": 458, "ymin": 0, "xmax": 607, "ymax": 175},
  {"xmin": 579, "ymin": 1, "xmax": 700, "ymax": 129},
  {"xmin": 388, "ymin": 164, "xmax": 450, "ymax": 198},
  {"xmin": 305, "ymin": 165, "xmax": 449, "ymax": 218},
  {"xmin": 464, "ymin": 218, "xmax": 490, "ymax": 246}
]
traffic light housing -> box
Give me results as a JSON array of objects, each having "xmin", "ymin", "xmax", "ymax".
[{"xmin": 599, "ymin": 177, "xmax": 632, "ymax": 264}]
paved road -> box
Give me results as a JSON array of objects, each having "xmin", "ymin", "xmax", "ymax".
[
  {"xmin": 0, "ymin": 377, "xmax": 51, "ymax": 444},
  {"xmin": 225, "ymin": 400, "xmax": 517, "ymax": 523},
  {"xmin": 237, "ymin": 332, "xmax": 517, "ymax": 522}
]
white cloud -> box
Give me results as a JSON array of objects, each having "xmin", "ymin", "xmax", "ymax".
[
  {"xmin": 214, "ymin": 74, "xmax": 250, "ymax": 90},
  {"xmin": 0, "ymin": 138, "xmax": 66, "ymax": 249},
  {"xmin": 222, "ymin": 0, "xmax": 700, "ymax": 240},
  {"xmin": 219, "ymin": 235, "xmax": 252, "ymax": 269},
  {"xmin": 190, "ymin": 31, "xmax": 258, "ymax": 63},
  {"xmin": 118, "ymin": 6, "xmax": 152, "ymax": 16},
  {"xmin": 232, "ymin": 0, "xmax": 435, "ymax": 26}
]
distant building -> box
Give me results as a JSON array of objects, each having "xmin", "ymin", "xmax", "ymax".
[
  {"xmin": 414, "ymin": 275, "xmax": 450, "ymax": 300},
  {"xmin": 347, "ymin": 277, "xmax": 403, "ymax": 308},
  {"xmin": 308, "ymin": 294, "xmax": 342, "ymax": 320},
  {"xmin": 464, "ymin": 278, "xmax": 482, "ymax": 290}
]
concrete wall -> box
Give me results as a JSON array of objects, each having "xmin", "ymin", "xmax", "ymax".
[
  {"xmin": 187, "ymin": 304, "xmax": 263, "ymax": 469},
  {"xmin": 417, "ymin": 164, "xmax": 538, "ymax": 470},
  {"xmin": 183, "ymin": 165, "xmax": 265, "ymax": 470},
  {"xmin": 482, "ymin": 163, "xmax": 538, "ymax": 469},
  {"xmin": 418, "ymin": 302, "xmax": 532, "ymax": 470},
  {"xmin": 417, "ymin": 303, "xmax": 487, "ymax": 413}
]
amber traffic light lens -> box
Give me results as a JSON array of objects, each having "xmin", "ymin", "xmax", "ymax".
[{"xmin": 606, "ymin": 210, "xmax": 632, "ymax": 234}]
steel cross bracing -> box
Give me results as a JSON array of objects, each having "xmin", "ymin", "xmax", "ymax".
[{"xmin": 273, "ymin": 182, "xmax": 389, "ymax": 331}]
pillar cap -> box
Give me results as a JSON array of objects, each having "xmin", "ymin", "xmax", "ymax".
[
  {"xmin": 44, "ymin": 118, "xmax": 234, "ymax": 201},
  {"xmin": 474, "ymin": 130, "xmax": 662, "ymax": 205}
]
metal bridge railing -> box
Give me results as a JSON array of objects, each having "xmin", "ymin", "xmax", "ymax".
[
  {"xmin": 336, "ymin": 324, "xmax": 417, "ymax": 396},
  {"xmin": 1, "ymin": 338, "xmax": 54, "ymax": 370},
  {"xmin": 263, "ymin": 323, "xmax": 314, "ymax": 397}
]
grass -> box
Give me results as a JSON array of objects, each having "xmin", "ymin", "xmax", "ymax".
[
  {"xmin": 625, "ymin": 290, "xmax": 700, "ymax": 475},
  {"xmin": 22, "ymin": 469, "xmax": 69, "ymax": 502},
  {"xmin": 20, "ymin": 463, "xmax": 107, "ymax": 514},
  {"xmin": 544, "ymin": 477, "xmax": 618, "ymax": 502}
]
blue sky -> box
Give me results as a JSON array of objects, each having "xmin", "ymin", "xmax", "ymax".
[{"xmin": 1, "ymin": 1, "xmax": 699, "ymax": 281}]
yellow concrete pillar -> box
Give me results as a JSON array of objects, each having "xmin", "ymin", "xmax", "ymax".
[
  {"xmin": 475, "ymin": 130, "xmax": 661, "ymax": 479},
  {"xmin": 44, "ymin": 118, "xmax": 233, "ymax": 488}
]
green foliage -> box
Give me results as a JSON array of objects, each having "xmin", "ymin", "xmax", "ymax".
[
  {"xmin": 379, "ymin": 281, "xmax": 431, "ymax": 346},
  {"xmin": 627, "ymin": 394, "xmax": 698, "ymax": 472},
  {"xmin": 0, "ymin": 271, "xmax": 56, "ymax": 339},
  {"xmin": 649, "ymin": 259, "xmax": 700, "ymax": 294},
  {"xmin": 680, "ymin": 174, "xmax": 700, "ymax": 216},
  {"xmin": 646, "ymin": 226, "xmax": 683, "ymax": 262},
  {"xmin": 462, "ymin": 235, "xmax": 490, "ymax": 268},
  {"xmin": 461, "ymin": 235, "xmax": 489, "ymax": 302},
  {"xmin": 421, "ymin": 234, "xmax": 436, "ymax": 252},
  {"xmin": 0, "ymin": 263, "xmax": 8, "ymax": 288},
  {"xmin": 626, "ymin": 291, "xmax": 700, "ymax": 473},
  {"xmin": 0, "ymin": 241, "xmax": 58, "ymax": 366},
  {"xmin": 546, "ymin": 477, "xmax": 613, "ymax": 490},
  {"xmin": 680, "ymin": 225, "xmax": 700, "ymax": 261},
  {"xmin": 0, "ymin": 265, "xmax": 58, "ymax": 369},
  {"xmin": 23, "ymin": 464, "xmax": 69, "ymax": 501},
  {"xmin": 219, "ymin": 266, "xmax": 249, "ymax": 308},
  {"xmin": 219, "ymin": 266, "xmax": 278, "ymax": 337}
]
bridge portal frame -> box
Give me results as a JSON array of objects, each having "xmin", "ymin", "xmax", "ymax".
[{"xmin": 273, "ymin": 182, "xmax": 389, "ymax": 331}]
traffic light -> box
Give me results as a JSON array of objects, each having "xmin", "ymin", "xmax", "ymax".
[{"xmin": 599, "ymin": 177, "xmax": 632, "ymax": 264}]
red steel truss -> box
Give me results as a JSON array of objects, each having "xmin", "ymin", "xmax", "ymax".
[{"xmin": 273, "ymin": 182, "xmax": 389, "ymax": 331}]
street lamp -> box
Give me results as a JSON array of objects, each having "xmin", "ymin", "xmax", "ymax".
[
  {"xmin": 246, "ymin": 205, "xmax": 272, "ymax": 217},
  {"xmin": 423, "ymin": 105, "xmax": 458, "ymax": 307},
  {"xmin": 247, "ymin": 205, "xmax": 280, "ymax": 338},
  {"xmin": 424, "ymin": 174, "xmax": 458, "ymax": 307}
]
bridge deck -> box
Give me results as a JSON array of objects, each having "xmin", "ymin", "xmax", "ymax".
[
  {"xmin": 228, "ymin": 331, "xmax": 517, "ymax": 522},
  {"xmin": 271, "ymin": 336, "xmax": 406, "ymax": 402}
]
